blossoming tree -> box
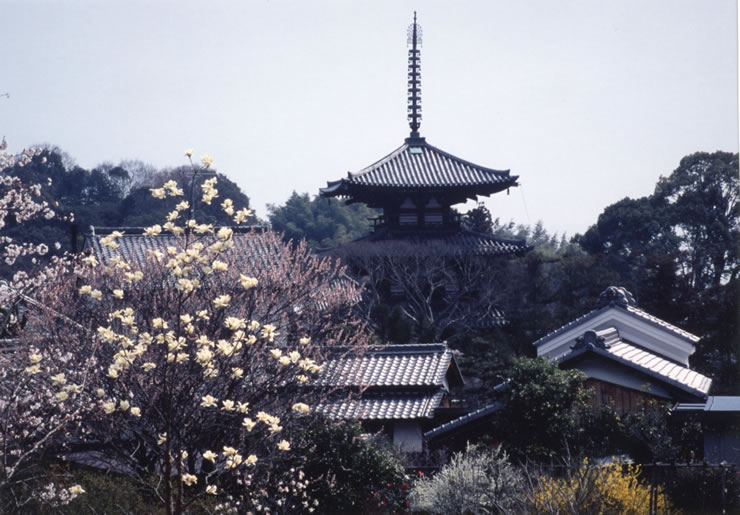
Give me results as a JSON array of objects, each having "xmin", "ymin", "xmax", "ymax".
[{"xmin": 1, "ymin": 149, "xmax": 368, "ymax": 513}]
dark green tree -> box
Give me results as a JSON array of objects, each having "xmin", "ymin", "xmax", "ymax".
[
  {"xmin": 496, "ymin": 357, "xmax": 590, "ymax": 462},
  {"xmin": 462, "ymin": 202, "xmax": 494, "ymax": 234},
  {"xmin": 268, "ymin": 192, "xmax": 377, "ymax": 248}
]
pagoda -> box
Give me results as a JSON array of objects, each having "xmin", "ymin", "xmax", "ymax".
[{"xmin": 320, "ymin": 13, "xmax": 529, "ymax": 258}]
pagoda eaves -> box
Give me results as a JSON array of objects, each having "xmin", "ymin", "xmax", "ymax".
[{"xmin": 320, "ymin": 138, "xmax": 518, "ymax": 208}]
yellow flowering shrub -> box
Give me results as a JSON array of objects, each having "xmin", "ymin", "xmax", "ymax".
[{"xmin": 531, "ymin": 458, "xmax": 671, "ymax": 514}]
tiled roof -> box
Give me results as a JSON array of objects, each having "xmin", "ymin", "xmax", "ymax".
[
  {"xmin": 318, "ymin": 343, "xmax": 461, "ymax": 388},
  {"xmin": 336, "ymin": 229, "xmax": 529, "ymax": 257},
  {"xmin": 320, "ymin": 140, "xmax": 517, "ymax": 195},
  {"xmin": 625, "ymin": 305, "xmax": 700, "ymax": 343},
  {"xmin": 558, "ymin": 331, "xmax": 712, "ymax": 398},
  {"xmin": 85, "ymin": 226, "xmax": 274, "ymax": 269},
  {"xmin": 318, "ymin": 390, "xmax": 446, "ymax": 420},
  {"xmin": 533, "ymin": 302, "xmax": 700, "ymax": 349},
  {"xmin": 424, "ymin": 402, "xmax": 504, "ymax": 440}
]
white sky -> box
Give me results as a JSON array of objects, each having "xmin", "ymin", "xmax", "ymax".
[{"xmin": 2, "ymin": 0, "xmax": 737, "ymax": 237}]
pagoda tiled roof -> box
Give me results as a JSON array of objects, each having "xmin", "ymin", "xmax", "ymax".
[
  {"xmin": 320, "ymin": 139, "xmax": 517, "ymax": 196},
  {"xmin": 333, "ymin": 229, "xmax": 530, "ymax": 258}
]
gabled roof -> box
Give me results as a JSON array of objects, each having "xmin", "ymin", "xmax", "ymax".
[
  {"xmin": 557, "ymin": 328, "xmax": 711, "ymax": 399},
  {"xmin": 331, "ymin": 229, "xmax": 529, "ymax": 258},
  {"xmin": 318, "ymin": 343, "xmax": 463, "ymax": 388},
  {"xmin": 534, "ymin": 287, "xmax": 700, "ymax": 367},
  {"xmin": 534, "ymin": 303, "xmax": 700, "ymax": 350},
  {"xmin": 320, "ymin": 139, "xmax": 517, "ymax": 200}
]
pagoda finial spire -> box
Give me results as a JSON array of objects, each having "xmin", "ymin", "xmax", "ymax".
[{"xmin": 407, "ymin": 12, "xmax": 423, "ymax": 140}]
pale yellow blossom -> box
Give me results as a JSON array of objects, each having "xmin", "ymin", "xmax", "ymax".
[
  {"xmin": 299, "ymin": 336, "xmax": 311, "ymax": 346},
  {"xmin": 292, "ymin": 403, "xmax": 310, "ymax": 414},
  {"xmin": 216, "ymin": 227, "xmax": 232, "ymax": 240},
  {"xmin": 240, "ymin": 274, "xmax": 258, "ymax": 290},
  {"xmin": 119, "ymin": 400, "xmax": 130, "ymax": 411},
  {"xmin": 150, "ymin": 187, "xmax": 166, "ymax": 199},
  {"xmin": 158, "ymin": 433, "xmax": 167, "ymax": 445},
  {"xmin": 242, "ymin": 417, "xmax": 256, "ymax": 431},
  {"xmin": 130, "ymin": 407, "xmax": 141, "ymax": 417},
  {"xmin": 213, "ymin": 294, "xmax": 231, "ymax": 308},
  {"xmin": 201, "ymin": 154, "xmax": 214, "ymax": 168},
  {"xmin": 51, "ymin": 373, "xmax": 66, "ymax": 384},
  {"xmin": 103, "ymin": 401, "xmax": 116, "ymax": 414},
  {"xmin": 201, "ymin": 395, "xmax": 218, "ymax": 408},
  {"xmin": 144, "ymin": 224, "xmax": 162, "ymax": 236},
  {"xmin": 68, "ymin": 485, "xmax": 85, "ymax": 495},
  {"xmin": 206, "ymin": 485, "xmax": 218, "ymax": 495},
  {"xmin": 112, "ymin": 289, "xmax": 124, "ymax": 299},
  {"xmin": 277, "ymin": 440, "xmax": 291, "ymax": 451},
  {"xmin": 182, "ymin": 473, "xmax": 198, "ymax": 486},
  {"xmin": 56, "ymin": 391, "xmax": 69, "ymax": 402},
  {"xmin": 221, "ymin": 399, "xmax": 235, "ymax": 412}
]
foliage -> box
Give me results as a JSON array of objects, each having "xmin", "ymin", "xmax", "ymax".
[
  {"xmin": 527, "ymin": 458, "xmax": 671, "ymax": 514},
  {"xmin": 461, "ymin": 202, "xmax": 494, "ymax": 234},
  {"xmin": 289, "ymin": 417, "xmax": 408, "ymax": 514},
  {"xmin": 496, "ymin": 357, "xmax": 590, "ymax": 462},
  {"xmin": 408, "ymin": 444, "xmax": 524, "ymax": 514},
  {"xmin": 268, "ymin": 191, "xmax": 377, "ymax": 249},
  {"xmin": 0, "ymin": 151, "xmax": 368, "ymax": 513},
  {"xmin": 1, "ymin": 147, "xmax": 256, "ymax": 279}
]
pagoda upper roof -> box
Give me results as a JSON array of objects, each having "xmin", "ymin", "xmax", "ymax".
[{"xmin": 320, "ymin": 138, "xmax": 518, "ymax": 201}]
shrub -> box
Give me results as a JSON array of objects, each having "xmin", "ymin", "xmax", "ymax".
[
  {"xmin": 527, "ymin": 458, "xmax": 671, "ymax": 514},
  {"xmin": 409, "ymin": 444, "xmax": 523, "ymax": 514}
]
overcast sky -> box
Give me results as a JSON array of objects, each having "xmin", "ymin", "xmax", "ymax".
[{"xmin": 2, "ymin": 0, "xmax": 737, "ymax": 237}]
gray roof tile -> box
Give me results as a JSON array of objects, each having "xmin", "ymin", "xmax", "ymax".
[
  {"xmin": 318, "ymin": 343, "xmax": 457, "ymax": 387},
  {"xmin": 318, "ymin": 390, "xmax": 445, "ymax": 420},
  {"xmin": 560, "ymin": 337, "xmax": 712, "ymax": 398},
  {"xmin": 321, "ymin": 141, "xmax": 517, "ymax": 194}
]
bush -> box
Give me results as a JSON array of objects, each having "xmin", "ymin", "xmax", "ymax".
[
  {"xmin": 290, "ymin": 417, "xmax": 408, "ymax": 514},
  {"xmin": 409, "ymin": 444, "xmax": 523, "ymax": 514},
  {"xmin": 527, "ymin": 458, "xmax": 671, "ymax": 514}
]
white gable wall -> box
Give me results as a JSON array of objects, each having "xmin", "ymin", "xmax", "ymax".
[{"xmin": 536, "ymin": 307, "xmax": 695, "ymax": 367}]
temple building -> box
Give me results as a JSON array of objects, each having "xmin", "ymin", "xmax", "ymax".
[
  {"xmin": 319, "ymin": 14, "xmax": 528, "ymax": 337},
  {"xmin": 319, "ymin": 13, "xmax": 528, "ymax": 259}
]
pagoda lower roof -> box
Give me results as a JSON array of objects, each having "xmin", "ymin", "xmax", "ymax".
[
  {"xmin": 320, "ymin": 138, "xmax": 517, "ymax": 199},
  {"xmin": 327, "ymin": 228, "xmax": 530, "ymax": 258}
]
